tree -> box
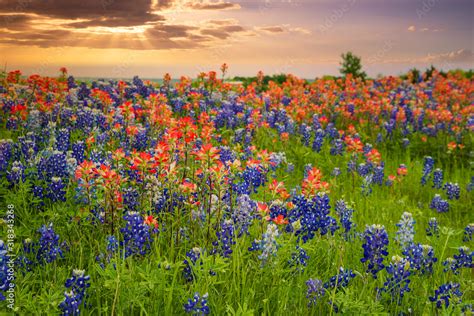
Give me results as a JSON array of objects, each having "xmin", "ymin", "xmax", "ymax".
[{"xmin": 339, "ymin": 52, "xmax": 366, "ymax": 79}]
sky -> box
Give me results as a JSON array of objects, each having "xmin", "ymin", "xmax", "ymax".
[{"xmin": 0, "ymin": 0, "xmax": 472, "ymax": 78}]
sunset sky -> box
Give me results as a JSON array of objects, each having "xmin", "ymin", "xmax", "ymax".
[{"xmin": 0, "ymin": 0, "xmax": 472, "ymax": 78}]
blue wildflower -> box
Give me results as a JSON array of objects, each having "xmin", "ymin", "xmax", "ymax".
[
  {"xmin": 395, "ymin": 212, "xmax": 415, "ymax": 249},
  {"xmin": 378, "ymin": 256, "xmax": 411, "ymax": 304},
  {"xmin": 426, "ymin": 217, "xmax": 439, "ymax": 237},
  {"xmin": 324, "ymin": 267, "xmax": 356, "ymax": 290},
  {"xmin": 306, "ymin": 278, "xmax": 326, "ymax": 307},
  {"xmin": 430, "ymin": 194, "xmax": 449, "ymax": 213},
  {"xmin": 361, "ymin": 224, "xmax": 389, "ymax": 278},
  {"xmin": 59, "ymin": 269, "xmax": 91, "ymax": 316},
  {"xmin": 463, "ymin": 223, "xmax": 474, "ymax": 242},
  {"xmin": 121, "ymin": 212, "xmax": 153, "ymax": 258},
  {"xmin": 443, "ymin": 182, "xmax": 460, "ymax": 200},
  {"xmin": 183, "ymin": 292, "xmax": 210, "ymax": 315},
  {"xmin": 432, "ymin": 169, "xmax": 443, "ymax": 189},
  {"xmin": 429, "ymin": 283, "xmax": 462, "ymax": 309},
  {"xmin": 403, "ymin": 243, "xmax": 437, "ymax": 274}
]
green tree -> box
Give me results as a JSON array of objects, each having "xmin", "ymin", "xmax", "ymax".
[{"xmin": 340, "ymin": 52, "xmax": 367, "ymax": 79}]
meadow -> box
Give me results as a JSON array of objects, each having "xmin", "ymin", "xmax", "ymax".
[{"xmin": 0, "ymin": 68, "xmax": 472, "ymax": 315}]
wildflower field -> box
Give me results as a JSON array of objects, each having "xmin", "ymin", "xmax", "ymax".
[{"xmin": 0, "ymin": 68, "xmax": 472, "ymax": 315}]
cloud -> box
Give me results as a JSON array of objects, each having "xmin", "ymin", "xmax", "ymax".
[
  {"xmin": 200, "ymin": 23, "xmax": 245, "ymax": 39},
  {"xmin": 258, "ymin": 26, "xmax": 285, "ymax": 33},
  {"xmin": 407, "ymin": 25, "xmax": 416, "ymax": 32},
  {"xmin": 0, "ymin": 14, "xmax": 34, "ymax": 30},
  {"xmin": 184, "ymin": 1, "xmax": 241, "ymax": 10},
  {"xmin": 256, "ymin": 25, "xmax": 311, "ymax": 35},
  {"xmin": 421, "ymin": 49, "xmax": 474, "ymax": 63}
]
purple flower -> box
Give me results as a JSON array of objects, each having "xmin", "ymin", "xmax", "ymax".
[
  {"xmin": 361, "ymin": 224, "xmax": 389, "ymax": 278},
  {"xmin": 59, "ymin": 269, "xmax": 91, "ymax": 316},
  {"xmin": 306, "ymin": 278, "xmax": 326, "ymax": 307},
  {"xmin": 395, "ymin": 212, "xmax": 415, "ymax": 249},
  {"xmin": 443, "ymin": 182, "xmax": 460, "ymax": 200},
  {"xmin": 432, "ymin": 169, "xmax": 443, "ymax": 189},
  {"xmin": 403, "ymin": 243, "xmax": 437, "ymax": 274},
  {"xmin": 324, "ymin": 267, "xmax": 356, "ymax": 290},
  {"xmin": 378, "ymin": 256, "xmax": 411, "ymax": 304},
  {"xmin": 426, "ymin": 217, "xmax": 439, "ymax": 237},
  {"xmin": 429, "ymin": 282, "xmax": 462, "ymax": 309},
  {"xmin": 121, "ymin": 212, "xmax": 153, "ymax": 258},
  {"xmin": 463, "ymin": 223, "xmax": 474, "ymax": 242},
  {"xmin": 430, "ymin": 194, "xmax": 449, "ymax": 213},
  {"xmin": 183, "ymin": 292, "xmax": 210, "ymax": 315}
]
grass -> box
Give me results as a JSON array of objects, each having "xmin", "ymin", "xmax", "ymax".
[{"xmin": 1, "ymin": 123, "xmax": 472, "ymax": 315}]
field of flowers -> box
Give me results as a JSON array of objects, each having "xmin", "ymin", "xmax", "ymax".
[{"xmin": 0, "ymin": 67, "xmax": 472, "ymax": 315}]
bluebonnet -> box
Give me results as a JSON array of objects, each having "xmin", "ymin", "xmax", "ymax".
[
  {"xmin": 67, "ymin": 157, "xmax": 78, "ymax": 177},
  {"xmin": 429, "ymin": 283, "xmax": 462, "ymax": 309},
  {"xmin": 361, "ymin": 224, "xmax": 389, "ymax": 278},
  {"xmin": 347, "ymin": 157, "xmax": 357, "ymax": 173},
  {"xmin": 258, "ymin": 223, "xmax": 279, "ymax": 265},
  {"xmin": 121, "ymin": 212, "xmax": 153, "ymax": 258},
  {"xmin": 324, "ymin": 267, "xmax": 356, "ymax": 290},
  {"xmin": 403, "ymin": 243, "xmax": 437, "ymax": 274},
  {"xmin": 287, "ymin": 163, "xmax": 294, "ymax": 173},
  {"xmin": 49, "ymin": 177, "xmax": 67, "ymax": 202},
  {"xmin": 0, "ymin": 139, "xmax": 13, "ymax": 172},
  {"xmin": 293, "ymin": 194, "xmax": 338, "ymax": 243},
  {"xmin": 361, "ymin": 174, "xmax": 373, "ymax": 196},
  {"xmin": 426, "ymin": 217, "xmax": 439, "ymax": 237},
  {"xmin": 432, "ymin": 169, "xmax": 443, "ymax": 189},
  {"xmin": 249, "ymin": 224, "xmax": 279, "ymax": 264},
  {"xmin": 303, "ymin": 164, "xmax": 312, "ymax": 178},
  {"xmin": 122, "ymin": 187, "xmax": 140, "ymax": 212},
  {"xmin": 56, "ymin": 128, "xmax": 70, "ymax": 152},
  {"xmin": 288, "ymin": 245, "xmax": 309, "ymax": 271},
  {"xmin": 232, "ymin": 194, "xmax": 255, "ymax": 236},
  {"xmin": 330, "ymin": 139, "xmax": 344, "ymax": 156},
  {"xmin": 0, "ymin": 240, "xmax": 13, "ymax": 301},
  {"xmin": 312, "ymin": 129, "xmax": 325, "ymax": 152},
  {"xmin": 59, "ymin": 269, "xmax": 91, "ymax": 316},
  {"xmin": 430, "ymin": 194, "xmax": 449, "ymax": 213},
  {"xmin": 373, "ymin": 165, "xmax": 385, "ymax": 186},
  {"xmin": 212, "ymin": 220, "xmax": 235, "ymax": 258},
  {"xmin": 72, "ymin": 141, "xmax": 86, "ymax": 163},
  {"xmin": 17, "ymin": 223, "xmax": 68, "ymax": 269},
  {"xmin": 468, "ymin": 176, "xmax": 474, "ymax": 192},
  {"xmin": 300, "ymin": 124, "xmax": 311, "ymax": 146},
  {"xmin": 378, "ymin": 256, "xmax": 411, "ymax": 304},
  {"xmin": 6, "ymin": 161, "xmax": 24, "ymax": 186},
  {"xmin": 442, "ymin": 246, "xmax": 473, "ymax": 274},
  {"xmin": 183, "ymin": 292, "xmax": 210, "ymax": 315},
  {"xmin": 402, "ymin": 138, "xmax": 410, "ymax": 148},
  {"xmin": 306, "ymin": 278, "xmax": 326, "ymax": 307},
  {"xmin": 463, "ymin": 223, "xmax": 473, "ymax": 242},
  {"xmin": 331, "ymin": 167, "xmax": 341, "ymax": 177},
  {"xmin": 421, "ymin": 156, "xmax": 434, "ymax": 185},
  {"xmin": 395, "ymin": 212, "xmax": 415, "ymax": 249},
  {"xmin": 183, "ymin": 247, "xmax": 202, "ymax": 282},
  {"xmin": 96, "ymin": 236, "xmax": 119, "ymax": 269},
  {"xmin": 41, "ymin": 151, "xmax": 69, "ymax": 179},
  {"xmin": 357, "ymin": 163, "xmax": 371, "ymax": 177},
  {"xmin": 335, "ymin": 199, "xmax": 355, "ymax": 239},
  {"xmin": 443, "ymin": 182, "xmax": 460, "ymax": 200},
  {"xmin": 376, "ymin": 133, "xmax": 383, "ymax": 143}
]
